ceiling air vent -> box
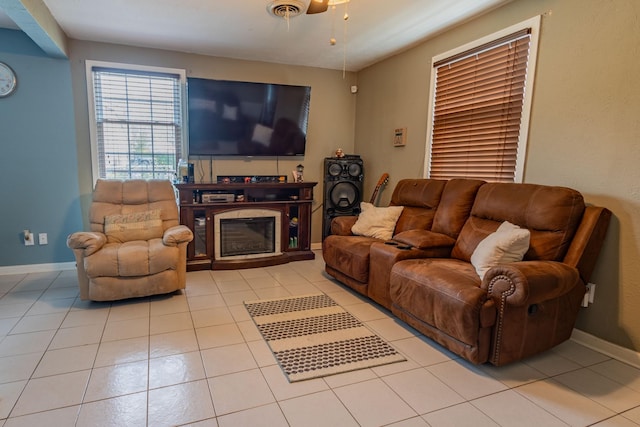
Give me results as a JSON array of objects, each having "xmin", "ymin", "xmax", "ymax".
[{"xmin": 267, "ymin": 0, "xmax": 306, "ymax": 18}]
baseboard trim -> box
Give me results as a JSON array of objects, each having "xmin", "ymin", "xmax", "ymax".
[
  {"xmin": 0, "ymin": 262, "xmax": 76, "ymax": 276},
  {"xmin": 571, "ymin": 329, "xmax": 640, "ymax": 369},
  {"xmin": 311, "ymin": 242, "xmax": 322, "ymax": 250}
]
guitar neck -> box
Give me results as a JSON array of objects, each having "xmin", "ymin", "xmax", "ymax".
[{"xmin": 369, "ymin": 173, "xmax": 389, "ymax": 205}]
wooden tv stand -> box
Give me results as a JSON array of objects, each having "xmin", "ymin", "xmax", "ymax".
[{"xmin": 176, "ymin": 182, "xmax": 317, "ymax": 271}]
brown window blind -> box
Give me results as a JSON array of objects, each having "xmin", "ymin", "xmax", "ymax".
[
  {"xmin": 428, "ymin": 29, "xmax": 532, "ymax": 182},
  {"xmin": 91, "ymin": 67, "xmax": 183, "ymax": 180}
]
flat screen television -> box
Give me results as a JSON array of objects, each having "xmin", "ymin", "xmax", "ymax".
[{"xmin": 187, "ymin": 78, "xmax": 311, "ymax": 156}]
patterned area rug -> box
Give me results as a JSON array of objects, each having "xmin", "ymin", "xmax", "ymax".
[{"xmin": 244, "ymin": 293, "xmax": 406, "ymax": 382}]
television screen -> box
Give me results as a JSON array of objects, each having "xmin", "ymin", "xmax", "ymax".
[{"xmin": 187, "ymin": 78, "xmax": 311, "ymax": 156}]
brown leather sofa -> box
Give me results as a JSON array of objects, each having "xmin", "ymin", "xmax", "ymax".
[{"xmin": 322, "ymin": 179, "xmax": 611, "ymax": 366}]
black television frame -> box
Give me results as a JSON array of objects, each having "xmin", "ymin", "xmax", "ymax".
[{"xmin": 186, "ymin": 78, "xmax": 311, "ymax": 157}]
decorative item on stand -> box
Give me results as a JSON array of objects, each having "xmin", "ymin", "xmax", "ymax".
[
  {"xmin": 335, "ymin": 148, "xmax": 345, "ymax": 158},
  {"xmin": 294, "ymin": 164, "xmax": 304, "ymax": 182}
]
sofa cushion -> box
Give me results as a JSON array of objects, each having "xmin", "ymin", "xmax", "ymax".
[
  {"xmin": 452, "ymin": 183, "xmax": 585, "ymax": 262},
  {"xmin": 431, "ymin": 179, "xmax": 485, "ymax": 238},
  {"xmin": 322, "ymin": 235, "xmax": 378, "ymax": 283},
  {"xmin": 390, "ymin": 258, "xmax": 496, "ymax": 347},
  {"xmin": 390, "ymin": 179, "xmax": 446, "ymax": 233},
  {"xmin": 104, "ymin": 209, "xmax": 163, "ymax": 243},
  {"xmin": 470, "ymin": 221, "xmax": 530, "ymax": 279},
  {"xmin": 351, "ymin": 202, "xmax": 404, "ymax": 241}
]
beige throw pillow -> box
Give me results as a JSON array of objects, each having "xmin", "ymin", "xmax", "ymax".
[
  {"xmin": 351, "ymin": 202, "xmax": 404, "ymax": 241},
  {"xmin": 470, "ymin": 221, "xmax": 530, "ymax": 280},
  {"xmin": 104, "ymin": 209, "xmax": 163, "ymax": 243}
]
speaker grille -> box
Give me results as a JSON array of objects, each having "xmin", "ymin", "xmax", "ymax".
[{"xmin": 323, "ymin": 156, "xmax": 364, "ymax": 239}]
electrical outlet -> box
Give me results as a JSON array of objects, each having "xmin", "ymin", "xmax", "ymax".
[
  {"xmin": 582, "ymin": 283, "xmax": 596, "ymax": 307},
  {"xmin": 582, "ymin": 291, "xmax": 589, "ymax": 307},
  {"xmin": 588, "ymin": 283, "xmax": 596, "ymax": 304},
  {"xmin": 24, "ymin": 230, "xmax": 34, "ymax": 246},
  {"xmin": 38, "ymin": 233, "xmax": 48, "ymax": 245}
]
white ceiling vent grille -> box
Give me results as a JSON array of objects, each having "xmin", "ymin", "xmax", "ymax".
[{"xmin": 267, "ymin": 1, "xmax": 306, "ymax": 18}]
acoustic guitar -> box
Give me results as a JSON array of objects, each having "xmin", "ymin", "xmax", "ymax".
[{"xmin": 369, "ymin": 173, "xmax": 389, "ymax": 206}]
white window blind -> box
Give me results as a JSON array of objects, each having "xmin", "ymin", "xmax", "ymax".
[
  {"xmin": 91, "ymin": 67, "xmax": 183, "ymax": 180},
  {"xmin": 428, "ymin": 28, "xmax": 533, "ymax": 182}
]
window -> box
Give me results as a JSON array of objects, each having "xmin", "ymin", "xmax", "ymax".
[
  {"xmin": 86, "ymin": 62, "xmax": 186, "ymax": 182},
  {"xmin": 425, "ymin": 16, "xmax": 540, "ymax": 182}
]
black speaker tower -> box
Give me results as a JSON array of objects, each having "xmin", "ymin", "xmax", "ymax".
[{"xmin": 322, "ymin": 156, "xmax": 364, "ymax": 239}]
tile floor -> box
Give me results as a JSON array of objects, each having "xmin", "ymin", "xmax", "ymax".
[{"xmin": 1, "ymin": 251, "xmax": 640, "ymax": 426}]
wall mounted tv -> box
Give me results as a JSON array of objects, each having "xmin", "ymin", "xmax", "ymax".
[{"xmin": 187, "ymin": 78, "xmax": 311, "ymax": 157}]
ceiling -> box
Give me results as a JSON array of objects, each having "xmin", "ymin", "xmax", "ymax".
[{"xmin": 0, "ymin": 0, "xmax": 511, "ymax": 71}]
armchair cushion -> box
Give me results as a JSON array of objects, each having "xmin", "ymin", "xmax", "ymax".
[
  {"xmin": 84, "ymin": 239, "xmax": 179, "ymax": 278},
  {"xmin": 351, "ymin": 202, "xmax": 404, "ymax": 241},
  {"xmin": 104, "ymin": 209, "xmax": 163, "ymax": 243}
]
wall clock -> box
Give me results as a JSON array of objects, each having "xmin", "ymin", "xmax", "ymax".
[{"xmin": 0, "ymin": 62, "xmax": 17, "ymax": 97}]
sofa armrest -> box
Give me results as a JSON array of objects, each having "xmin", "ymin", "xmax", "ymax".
[
  {"xmin": 393, "ymin": 230, "xmax": 456, "ymax": 250},
  {"xmin": 163, "ymin": 225, "xmax": 194, "ymax": 246},
  {"xmin": 331, "ymin": 216, "xmax": 358, "ymax": 236},
  {"xmin": 482, "ymin": 261, "xmax": 580, "ymax": 307},
  {"xmin": 66, "ymin": 232, "xmax": 107, "ymax": 256}
]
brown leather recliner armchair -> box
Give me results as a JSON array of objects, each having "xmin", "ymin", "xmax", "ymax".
[{"xmin": 67, "ymin": 179, "xmax": 193, "ymax": 301}]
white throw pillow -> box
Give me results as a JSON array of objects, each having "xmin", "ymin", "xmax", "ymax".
[
  {"xmin": 470, "ymin": 221, "xmax": 531, "ymax": 280},
  {"xmin": 351, "ymin": 202, "xmax": 404, "ymax": 241}
]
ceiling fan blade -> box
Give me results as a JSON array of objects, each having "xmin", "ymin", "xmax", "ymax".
[{"xmin": 307, "ymin": 0, "xmax": 329, "ymax": 14}]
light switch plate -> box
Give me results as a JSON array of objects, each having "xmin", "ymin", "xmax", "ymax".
[{"xmin": 393, "ymin": 128, "xmax": 407, "ymax": 147}]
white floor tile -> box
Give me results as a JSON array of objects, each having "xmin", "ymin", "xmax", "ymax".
[
  {"xmin": 217, "ymin": 403, "xmax": 288, "ymax": 427},
  {"xmin": 102, "ymin": 317, "xmax": 149, "ymax": 342},
  {"xmin": 0, "ymin": 353, "xmax": 41, "ymax": 383},
  {"xmin": 0, "ymin": 381, "xmax": 27, "ymax": 419},
  {"xmin": 208, "ymin": 369, "xmax": 275, "ymax": 416},
  {"xmin": 201, "ymin": 342, "xmax": 258, "ymax": 377},
  {"xmin": 77, "ymin": 392, "xmax": 147, "ymax": 427},
  {"xmin": 148, "ymin": 380, "xmax": 216, "ymax": 427},
  {"xmin": 32, "ymin": 344, "xmax": 98, "ymax": 378},
  {"xmin": 515, "ymin": 378, "xmax": 616, "ymax": 426},
  {"xmin": 10, "ymin": 312, "xmax": 66, "ymax": 334},
  {"xmin": 261, "ymin": 364, "xmax": 328, "ymax": 401},
  {"xmin": 383, "ymin": 368, "xmax": 465, "ymax": 414},
  {"xmin": 48, "ymin": 323, "xmax": 104, "ymax": 349},
  {"xmin": 422, "ymin": 402, "xmax": 500, "ymax": 427},
  {"xmin": 11, "ymin": 370, "xmax": 90, "ymax": 417},
  {"xmin": 472, "ymin": 389, "xmax": 568, "ymax": 426},
  {"xmin": 391, "ymin": 336, "xmax": 456, "ymax": 367},
  {"xmin": 150, "ymin": 329, "xmax": 199, "ymax": 358},
  {"xmin": 84, "ymin": 360, "xmax": 148, "ymax": 402},
  {"xmin": 278, "ymin": 390, "xmax": 359, "ymax": 427},
  {"xmin": 554, "ymin": 368, "xmax": 640, "ymax": 413},
  {"xmin": 0, "ymin": 330, "xmax": 55, "ymax": 357},
  {"xmin": 191, "ymin": 306, "xmax": 235, "ymax": 328},
  {"xmin": 3, "ymin": 405, "xmax": 79, "ymax": 427},
  {"xmin": 333, "ymin": 378, "xmax": 418, "ymax": 427},
  {"xmin": 93, "ymin": 336, "xmax": 149, "ymax": 368},
  {"xmin": 149, "ymin": 350, "xmax": 206, "ymax": 389},
  {"xmin": 427, "ymin": 359, "xmax": 508, "ymax": 400},
  {"xmin": 589, "ymin": 359, "xmax": 640, "ymax": 393},
  {"xmin": 195, "ymin": 323, "xmax": 245, "ymax": 349},
  {"xmin": 150, "ymin": 311, "xmax": 194, "ymax": 335}
]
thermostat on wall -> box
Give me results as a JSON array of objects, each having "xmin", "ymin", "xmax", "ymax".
[{"xmin": 393, "ymin": 128, "xmax": 407, "ymax": 147}]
